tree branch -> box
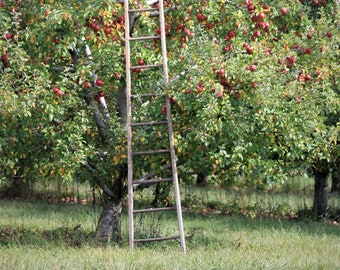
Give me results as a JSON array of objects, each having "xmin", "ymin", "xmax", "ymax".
[
  {"xmin": 83, "ymin": 162, "xmax": 116, "ymax": 198},
  {"xmin": 133, "ymin": 161, "xmax": 182, "ymax": 190}
]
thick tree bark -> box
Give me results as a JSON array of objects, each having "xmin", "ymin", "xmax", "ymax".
[
  {"xmin": 313, "ymin": 168, "xmax": 329, "ymax": 219},
  {"xmin": 196, "ymin": 172, "xmax": 208, "ymax": 187},
  {"xmin": 4, "ymin": 176, "xmax": 30, "ymax": 198},
  {"xmin": 95, "ymin": 199, "xmax": 123, "ymax": 243},
  {"xmin": 331, "ymin": 163, "xmax": 340, "ymax": 192},
  {"xmin": 93, "ymin": 164, "xmax": 127, "ymax": 243},
  {"xmin": 117, "ymin": 81, "xmax": 127, "ymax": 128}
]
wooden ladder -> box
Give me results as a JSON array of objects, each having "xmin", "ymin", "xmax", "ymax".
[{"xmin": 124, "ymin": 0, "xmax": 186, "ymax": 253}]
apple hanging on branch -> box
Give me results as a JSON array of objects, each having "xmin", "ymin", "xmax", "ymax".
[
  {"xmin": 53, "ymin": 87, "xmax": 63, "ymax": 96},
  {"xmin": 96, "ymin": 79, "xmax": 103, "ymax": 87}
]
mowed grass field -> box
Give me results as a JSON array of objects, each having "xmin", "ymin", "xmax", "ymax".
[{"xmin": 0, "ymin": 185, "xmax": 339, "ymax": 270}]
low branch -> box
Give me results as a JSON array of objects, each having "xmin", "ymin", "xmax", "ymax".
[
  {"xmin": 133, "ymin": 161, "xmax": 182, "ymax": 190},
  {"xmin": 83, "ymin": 162, "xmax": 116, "ymax": 198},
  {"xmin": 83, "ymin": 88, "xmax": 108, "ymax": 142}
]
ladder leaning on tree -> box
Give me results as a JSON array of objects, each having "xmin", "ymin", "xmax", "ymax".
[{"xmin": 124, "ymin": 0, "xmax": 186, "ymax": 253}]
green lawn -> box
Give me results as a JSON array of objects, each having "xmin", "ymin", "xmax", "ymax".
[{"xmin": 0, "ymin": 197, "xmax": 339, "ymax": 270}]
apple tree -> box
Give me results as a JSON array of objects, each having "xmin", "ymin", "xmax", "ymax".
[
  {"xmin": 166, "ymin": 0, "xmax": 339, "ymax": 218},
  {"xmin": 0, "ymin": 0, "xmax": 339, "ymax": 245}
]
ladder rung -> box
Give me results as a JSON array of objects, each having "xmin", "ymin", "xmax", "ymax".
[
  {"xmin": 133, "ymin": 206, "xmax": 176, "ymax": 213},
  {"xmin": 133, "ymin": 177, "xmax": 173, "ymax": 185},
  {"xmin": 131, "ymin": 93, "xmax": 165, "ymax": 98},
  {"xmin": 131, "ymin": 63, "xmax": 163, "ymax": 69},
  {"xmin": 134, "ymin": 235, "xmax": 180, "ymax": 243},
  {"xmin": 131, "ymin": 121, "xmax": 167, "ymax": 127},
  {"xmin": 132, "ymin": 149, "xmax": 170, "ymax": 155},
  {"xmin": 129, "ymin": 35, "xmax": 161, "ymax": 41},
  {"xmin": 129, "ymin": 7, "xmax": 159, "ymax": 13}
]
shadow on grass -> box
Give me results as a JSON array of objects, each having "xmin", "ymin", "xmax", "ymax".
[{"xmin": 0, "ymin": 224, "xmax": 94, "ymax": 248}]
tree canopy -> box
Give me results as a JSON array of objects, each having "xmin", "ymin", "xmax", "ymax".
[{"xmin": 0, "ymin": 0, "xmax": 339, "ymax": 233}]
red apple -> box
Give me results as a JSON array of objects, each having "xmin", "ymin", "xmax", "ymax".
[
  {"xmin": 247, "ymin": 4, "xmax": 255, "ymax": 13},
  {"xmin": 224, "ymin": 45, "xmax": 232, "ymax": 51},
  {"xmin": 5, "ymin": 33, "xmax": 14, "ymax": 40},
  {"xmin": 216, "ymin": 91, "xmax": 223, "ymax": 98},
  {"xmin": 93, "ymin": 24, "xmax": 100, "ymax": 32},
  {"xmin": 248, "ymin": 64, "xmax": 257, "ymax": 72},
  {"xmin": 234, "ymin": 92, "xmax": 241, "ymax": 99},
  {"xmin": 96, "ymin": 79, "xmax": 103, "ymax": 87},
  {"xmin": 305, "ymin": 74, "xmax": 312, "ymax": 81},
  {"xmin": 104, "ymin": 27, "xmax": 112, "ymax": 35},
  {"xmin": 97, "ymin": 91, "xmax": 105, "ymax": 97},
  {"xmin": 286, "ymin": 56, "xmax": 296, "ymax": 65},
  {"xmin": 53, "ymin": 87, "xmax": 63, "ymax": 96},
  {"xmin": 281, "ymin": 7, "xmax": 288, "ymax": 15},
  {"xmin": 82, "ymin": 82, "xmax": 91, "ymax": 89},
  {"xmin": 326, "ymin": 32, "xmax": 332, "ymax": 38},
  {"xmin": 304, "ymin": 47, "xmax": 311, "ymax": 54},
  {"xmin": 1, "ymin": 54, "xmax": 9, "ymax": 61},
  {"xmin": 161, "ymin": 105, "xmax": 167, "ymax": 115},
  {"xmin": 138, "ymin": 59, "xmax": 145, "ymax": 65},
  {"xmin": 90, "ymin": 22, "xmax": 97, "ymax": 30},
  {"xmin": 197, "ymin": 85, "xmax": 204, "ymax": 93},
  {"xmin": 253, "ymin": 30, "xmax": 261, "ymax": 37},
  {"xmin": 196, "ymin": 13, "xmax": 205, "ymax": 21},
  {"xmin": 206, "ymin": 23, "xmax": 214, "ymax": 29},
  {"xmin": 259, "ymin": 12, "xmax": 266, "ymax": 20},
  {"xmin": 228, "ymin": 30, "xmax": 236, "ymax": 38},
  {"xmin": 216, "ymin": 69, "xmax": 225, "ymax": 76},
  {"xmin": 184, "ymin": 28, "xmax": 191, "ymax": 36}
]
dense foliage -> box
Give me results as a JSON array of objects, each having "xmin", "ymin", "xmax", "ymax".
[{"xmin": 0, "ymin": 0, "xmax": 339, "ymax": 228}]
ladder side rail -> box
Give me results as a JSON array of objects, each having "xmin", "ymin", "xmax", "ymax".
[
  {"xmin": 159, "ymin": 0, "xmax": 186, "ymax": 254},
  {"xmin": 124, "ymin": 0, "xmax": 135, "ymax": 252}
]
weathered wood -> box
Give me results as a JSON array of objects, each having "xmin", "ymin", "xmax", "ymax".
[
  {"xmin": 124, "ymin": 0, "xmax": 186, "ymax": 253},
  {"xmin": 134, "ymin": 235, "xmax": 180, "ymax": 243}
]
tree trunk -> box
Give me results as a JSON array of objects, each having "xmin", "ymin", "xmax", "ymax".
[
  {"xmin": 331, "ymin": 163, "xmax": 340, "ymax": 192},
  {"xmin": 313, "ymin": 168, "xmax": 329, "ymax": 219},
  {"xmin": 5, "ymin": 177, "xmax": 30, "ymax": 198},
  {"xmin": 93, "ymin": 164, "xmax": 127, "ymax": 243},
  {"xmin": 196, "ymin": 172, "xmax": 208, "ymax": 187},
  {"xmin": 95, "ymin": 199, "xmax": 123, "ymax": 243}
]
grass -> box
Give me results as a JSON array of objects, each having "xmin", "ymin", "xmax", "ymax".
[
  {"xmin": 0, "ymin": 179, "xmax": 339, "ymax": 270},
  {"xmin": 0, "ymin": 213, "xmax": 339, "ymax": 269}
]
